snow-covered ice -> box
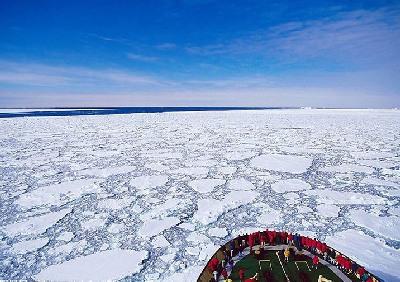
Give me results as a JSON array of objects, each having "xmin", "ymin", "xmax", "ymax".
[
  {"xmin": 188, "ymin": 178, "xmax": 225, "ymax": 193},
  {"xmin": 208, "ymin": 227, "xmax": 228, "ymax": 238},
  {"xmin": 320, "ymin": 163, "xmax": 374, "ymax": 174},
  {"xmin": 250, "ymin": 153, "xmax": 312, "ymax": 174},
  {"xmin": 4, "ymin": 209, "xmax": 71, "ymax": 236},
  {"xmin": 304, "ymin": 189, "xmax": 388, "ymax": 205},
  {"xmin": 1, "ymin": 109, "xmax": 399, "ymax": 280},
  {"xmin": 10, "ymin": 238, "xmax": 49, "ymax": 254},
  {"xmin": 16, "ymin": 179, "xmax": 99, "ymax": 209},
  {"xmin": 316, "ymin": 204, "xmax": 340, "ymax": 217},
  {"xmin": 326, "ymin": 230, "xmax": 400, "ymax": 281},
  {"xmin": 34, "ymin": 249, "xmax": 148, "ymax": 281},
  {"xmin": 271, "ymin": 178, "xmax": 311, "ymax": 193},
  {"xmin": 348, "ymin": 209, "xmax": 400, "ymax": 240},
  {"xmin": 138, "ymin": 217, "xmax": 180, "ymax": 238}
]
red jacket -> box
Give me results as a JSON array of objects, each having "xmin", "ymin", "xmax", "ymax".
[
  {"xmin": 336, "ymin": 255, "xmax": 343, "ymax": 266},
  {"xmin": 344, "ymin": 259, "xmax": 351, "ymax": 270},
  {"xmin": 221, "ymin": 269, "xmax": 228, "ymax": 278},
  {"xmin": 357, "ymin": 267, "xmax": 366, "ymax": 276},
  {"xmin": 239, "ymin": 269, "xmax": 245, "ymax": 279},
  {"xmin": 321, "ymin": 243, "xmax": 327, "ymax": 253},
  {"xmin": 208, "ymin": 258, "xmax": 219, "ymax": 271},
  {"xmin": 312, "ymin": 256, "xmax": 319, "ymax": 265},
  {"xmin": 311, "ymin": 239, "xmax": 317, "ymax": 248}
]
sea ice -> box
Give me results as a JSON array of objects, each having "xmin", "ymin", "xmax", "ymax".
[
  {"xmin": 1, "ymin": 109, "xmax": 400, "ymax": 281},
  {"xmin": 250, "ymin": 154, "xmax": 312, "ymax": 174},
  {"xmin": 257, "ymin": 209, "xmax": 281, "ymax": 226},
  {"xmin": 171, "ymin": 167, "xmax": 209, "ymax": 177},
  {"xmin": 10, "ymin": 237, "xmax": 49, "ymax": 254},
  {"xmin": 178, "ymin": 222, "xmax": 196, "ymax": 231},
  {"xmin": 138, "ymin": 217, "xmax": 180, "ymax": 238},
  {"xmin": 98, "ymin": 197, "xmax": 133, "ymax": 210},
  {"xmin": 325, "ymin": 230, "xmax": 400, "ymax": 280},
  {"xmin": 225, "ymin": 151, "xmax": 256, "ymax": 161},
  {"xmin": 320, "ymin": 163, "xmax": 374, "ymax": 174},
  {"xmin": 152, "ymin": 235, "xmax": 171, "ymax": 248},
  {"xmin": 130, "ymin": 175, "xmax": 169, "ymax": 192},
  {"xmin": 304, "ymin": 189, "xmax": 387, "ymax": 205},
  {"xmin": 162, "ymin": 265, "xmax": 204, "ymax": 282},
  {"xmin": 77, "ymin": 166, "xmax": 136, "ymax": 177},
  {"xmin": 4, "ymin": 209, "xmax": 71, "ymax": 236},
  {"xmin": 193, "ymin": 190, "xmax": 257, "ymax": 225},
  {"xmin": 107, "ymin": 223, "xmax": 125, "ymax": 234},
  {"xmin": 348, "ymin": 209, "xmax": 400, "ymax": 240},
  {"xmin": 360, "ymin": 177, "xmax": 399, "ymax": 188},
  {"xmin": 58, "ymin": 231, "xmax": 74, "ymax": 241},
  {"xmin": 83, "ymin": 217, "xmax": 108, "ymax": 230},
  {"xmin": 33, "ymin": 249, "xmax": 148, "ymax": 281},
  {"xmin": 188, "ymin": 179, "xmax": 225, "ymax": 193},
  {"xmin": 16, "ymin": 179, "xmax": 99, "ymax": 209},
  {"xmin": 388, "ymin": 206, "xmax": 400, "ymax": 217},
  {"xmin": 271, "ymin": 179, "xmax": 311, "ymax": 193},
  {"xmin": 316, "ymin": 204, "xmax": 340, "ymax": 217},
  {"xmin": 217, "ymin": 166, "xmax": 237, "ymax": 174},
  {"xmin": 208, "ymin": 227, "xmax": 228, "ymax": 238}
]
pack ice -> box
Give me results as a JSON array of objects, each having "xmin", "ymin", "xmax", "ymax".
[{"xmin": 0, "ymin": 109, "xmax": 399, "ymax": 281}]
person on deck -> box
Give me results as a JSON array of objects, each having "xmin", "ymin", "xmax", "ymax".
[
  {"xmin": 228, "ymin": 258, "xmax": 234, "ymax": 271},
  {"xmin": 221, "ymin": 268, "xmax": 228, "ymax": 280},
  {"xmin": 208, "ymin": 257, "xmax": 219, "ymax": 272},
  {"xmin": 312, "ymin": 255, "xmax": 319, "ymax": 269},
  {"xmin": 239, "ymin": 268, "xmax": 245, "ymax": 281},
  {"xmin": 288, "ymin": 233, "xmax": 293, "ymax": 245},
  {"xmin": 230, "ymin": 240, "xmax": 235, "ymax": 257},
  {"xmin": 212, "ymin": 270, "xmax": 218, "ymax": 281},
  {"xmin": 284, "ymin": 247, "xmax": 290, "ymax": 263},
  {"xmin": 260, "ymin": 233, "xmax": 266, "ymax": 247},
  {"xmin": 356, "ymin": 267, "xmax": 366, "ymax": 279}
]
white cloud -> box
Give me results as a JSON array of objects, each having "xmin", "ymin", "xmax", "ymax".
[
  {"xmin": 0, "ymin": 61, "xmax": 160, "ymax": 87},
  {"xmin": 127, "ymin": 53, "xmax": 159, "ymax": 62},
  {"xmin": 185, "ymin": 7, "xmax": 400, "ymax": 67},
  {"xmin": 155, "ymin": 43, "xmax": 176, "ymax": 50}
]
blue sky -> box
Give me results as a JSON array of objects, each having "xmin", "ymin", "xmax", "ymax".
[{"xmin": 0, "ymin": 0, "xmax": 399, "ymax": 108}]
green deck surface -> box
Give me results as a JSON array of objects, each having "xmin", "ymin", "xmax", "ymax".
[{"xmin": 230, "ymin": 251, "xmax": 357, "ymax": 282}]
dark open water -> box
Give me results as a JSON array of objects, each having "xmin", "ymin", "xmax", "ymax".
[{"xmin": 0, "ymin": 107, "xmax": 295, "ymax": 118}]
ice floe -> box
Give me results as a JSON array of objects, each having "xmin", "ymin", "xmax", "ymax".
[
  {"xmin": 10, "ymin": 237, "xmax": 49, "ymax": 254},
  {"xmin": 188, "ymin": 179, "xmax": 225, "ymax": 193},
  {"xmin": 271, "ymin": 178, "xmax": 311, "ymax": 193},
  {"xmin": 152, "ymin": 235, "xmax": 171, "ymax": 248},
  {"xmin": 34, "ymin": 249, "xmax": 148, "ymax": 281},
  {"xmin": 138, "ymin": 217, "xmax": 180, "ymax": 238},
  {"xmin": 193, "ymin": 190, "xmax": 257, "ymax": 224},
  {"xmin": 58, "ymin": 231, "xmax": 74, "ymax": 241},
  {"xmin": 316, "ymin": 204, "xmax": 340, "ymax": 217},
  {"xmin": 320, "ymin": 163, "xmax": 374, "ymax": 174},
  {"xmin": 130, "ymin": 175, "xmax": 169, "ymax": 192},
  {"xmin": 250, "ymin": 154, "xmax": 312, "ymax": 174},
  {"xmin": 4, "ymin": 209, "xmax": 71, "ymax": 236},
  {"xmin": 77, "ymin": 166, "xmax": 136, "ymax": 177},
  {"xmin": 304, "ymin": 189, "xmax": 387, "ymax": 205},
  {"xmin": 208, "ymin": 227, "xmax": 228, "ymax": 238},
  {"xmin": 16, "ymin": 179, "xmax": 99, "ymax": 209},
  {"xmin": 227, "ymin": 178, "xmax": 255, "ymax": 191}
]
